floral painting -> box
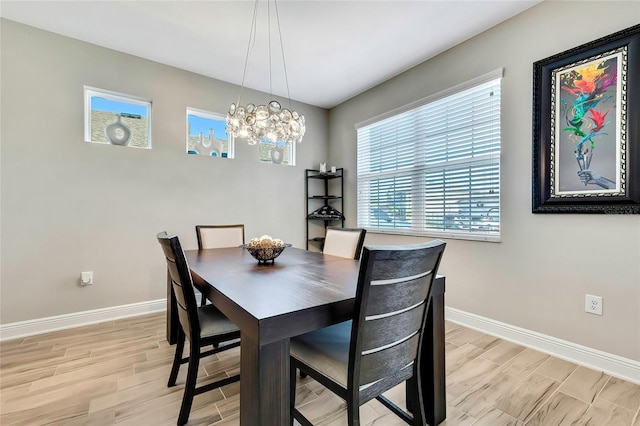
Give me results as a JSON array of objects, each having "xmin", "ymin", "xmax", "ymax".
[
  {"xmin": 532, "ymin": 24, "xmax": 639, "ymax": 214},
  {"xmin": 552, "ymin": 51, "xmax": 624, "ymax": 195}
]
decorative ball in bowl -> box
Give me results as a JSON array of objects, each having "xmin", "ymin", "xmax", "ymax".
[{"xmin": 242, "ymin": 235, "xmax": 291, "ymax": 264}]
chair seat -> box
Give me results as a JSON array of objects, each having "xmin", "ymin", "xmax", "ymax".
[
  {"xmin": 290, "ymin": 320, "xmax": 352, "ymax": 388},
  {"xmin": 198, "ymin": 304, "xmax": 240, "ymax": 339}
]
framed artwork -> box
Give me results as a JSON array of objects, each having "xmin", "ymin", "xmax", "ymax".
[
  {"xmin": 186, "ymin": 108, "xmax": 234, "ymax": 158},
  {"xmin": 84, "ymin": 87, "xmax": 152, "ymax": 149},
  {"xmin": 532, "ymin": 24, "xmax": 640, "ymax": 213}
]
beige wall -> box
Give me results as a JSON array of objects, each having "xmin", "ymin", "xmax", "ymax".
[
  {"xmin": 0, "ymin": 19, "xmax": 329, "ymax": 323},
  {"xmin": 329, "ymin": 1, "xmax": 640, "ymax": 361},
  {"xmin": 2, "ymin": 3, "xmax": 639, "ymax": 363}
]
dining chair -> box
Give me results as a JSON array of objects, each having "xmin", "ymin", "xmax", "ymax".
[
  {"xmin": 321, "ymin": 227, "xmax": 367, "ymax": 260},
  {"xmin": 157, "ymin": 231, "xmax": 241, "ymax": 426},
  {"xmin": 298, "ymin": 226, "xmax": 367, "ymax": 380},
  {"xmin": 195, "ymin": 224, "xmax": 245, "ymax": 250},
  {"xmin": 290, "ymin": 240, "xmax": 446, "ymax": 426},
  {"xmin": 195, "ymin": 224, "xmax": 245, "ymax": 306}
]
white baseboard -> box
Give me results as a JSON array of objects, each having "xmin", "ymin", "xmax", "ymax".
[
  {"xmin": 0, "ymin": 299, "xmax": 167, "ymax": 341},
  {"xmin": 3, "ymin": 299, "xmax": 637, "ymax": 384},
  {"xmin": 446, "ymin": 307, "xmax": 640, "ymax": 385}
]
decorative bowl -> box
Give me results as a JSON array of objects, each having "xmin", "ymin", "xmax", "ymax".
[{"xmin": 242, "ymin": 236, "xmax": 291, "ymax": 264}]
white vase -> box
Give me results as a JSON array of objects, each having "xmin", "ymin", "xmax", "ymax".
[{"xmin": 105, "ymin": 115, "xmax": 132, "ymax": 146}]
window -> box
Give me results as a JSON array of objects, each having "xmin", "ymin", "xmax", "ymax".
[
  {"xmin": 259, "ymin": 140, "xmax": 296, "ymax": 166},
  {"xmin": 84, "ymin": 87, "xmax": 151, "ymax": 149},
  {"xmin": 356, "ymin": 70, "xmax": 502, "ymax": 242},
  {"xmin": 186, "ymin": 108, "xmax": 234, "ymax": 158}
]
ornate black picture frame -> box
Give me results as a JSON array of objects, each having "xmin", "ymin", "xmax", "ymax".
[{"xmin": 532, "ymin": 24, "xmax": 640, "ymax": 214}]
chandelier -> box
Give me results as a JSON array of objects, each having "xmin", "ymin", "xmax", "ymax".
[{"xmin": 226, "ymin": 0, "xmax": 305, "ymax": 146}]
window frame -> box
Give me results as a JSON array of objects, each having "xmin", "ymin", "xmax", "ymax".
[
  {"xmin": 84, "ymin": 86, "xmax": 152, "ymax": 149},
  {"xmin": 258, "ymin": 139, "xmax": 296, "ymax": 166},
  {"xmin": 355, "ymin": 69, "xmax": 503, "ymax": 242},
  {"xmin": 186, "ymin": 107, "xmax": 235, "ymax": 159}
]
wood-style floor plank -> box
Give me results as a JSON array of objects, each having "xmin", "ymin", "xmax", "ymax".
[{"xmin": 2, "ymin": 313, "xmax": 640, "ymax": 425}]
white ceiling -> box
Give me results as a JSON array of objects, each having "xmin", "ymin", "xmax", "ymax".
[{"xmin": 0, "ymin": 0, "xmax": 541, "ymax": 109}]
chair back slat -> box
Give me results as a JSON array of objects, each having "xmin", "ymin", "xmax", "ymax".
[
  {"xmin": 358, "ymin": 333, "xmax": 420, "ymax": 387},
  {"xmin": 360, "ymin": 302, "xmax": 426, "ymax": 353},
  {"xmin": 369, "ymin": 249, "xmax": 442, "ymax": 281},
  {"xmin": 166, "ymin": 262, "xmax": 187, "ymax": 307},
  {"xmin": 157, "ymin": 232, "xmax": 200, "ymax": 342},
  {"xmin": 348, "ymin": 239, "xmax": 446, "ymax": 404},
  {"xmin": 358, "ymin": 364, "xmax": 414, "ymax": 403},
  {"xmin": 365, "ymin": 273, "xmax": 432, "ymax": 317}
]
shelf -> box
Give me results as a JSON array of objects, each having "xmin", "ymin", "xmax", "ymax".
[
  {"xmin": 308, "ymin": 174, "xmax": 341, "ymax": 180},
  {"xmin": 307, "ymin": 216, "xmax": 344, "ymax": 220},
  {"xmin": 306, "ymin": 168, "xmax": 344, "ymax": 250},
  {"xmin": 306, "ymin": 170, "xmax": 343, "ymax": 180}
]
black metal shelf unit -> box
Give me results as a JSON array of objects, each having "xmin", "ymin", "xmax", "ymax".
[{"xmin": 305, "ymin": 168, "xmax": 344, "ymax": 250}]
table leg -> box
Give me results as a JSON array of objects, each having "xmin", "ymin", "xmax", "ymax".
[
  {"xmin": 407, "ymin": 276, "xmax": 446, "ymax": 425},
  {"xmin": 240, "ymin": 332, "xmax": 290, "ymax": 426}
]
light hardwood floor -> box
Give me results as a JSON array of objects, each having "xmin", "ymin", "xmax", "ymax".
[{"xmin": 1, "ymin": 312, "xmax": 639, "ymax": 425}]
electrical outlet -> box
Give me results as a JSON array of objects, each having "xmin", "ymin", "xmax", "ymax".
[
  {"xmin": 585, "ymin": 294, "xmax": 602, "ymax": 315},
  {"xmin": 81, "ymin": 271, "xmax": 93, "ymax": 286}
]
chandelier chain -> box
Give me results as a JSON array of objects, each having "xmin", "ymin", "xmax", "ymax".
[
  {"xmin": 226, "ymin": 0, "xmax": 306, "ymax": 145},
  {"xmin": 274, "ymin": 0, "xmax": 293, "ymax": 111},
  {"xmin": 237, "ymin": 0, "xmax": 260, "ymax": 106},
  {"xmin": 268, "ymin": 0, "xmax": 272, "ymax": 97}
]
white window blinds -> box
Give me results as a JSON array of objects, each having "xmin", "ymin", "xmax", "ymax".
[{"xmin": 356, "ymin": 72, "xmax": 501, "ymax": 242}]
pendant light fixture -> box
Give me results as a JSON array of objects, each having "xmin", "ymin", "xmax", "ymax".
[{"xmin": 226, "ymin": 0, "xmax": 305, "ymax": 146}]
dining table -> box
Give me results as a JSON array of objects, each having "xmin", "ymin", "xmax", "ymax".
[{"xmin": 166, "ymin": 246, "xmax": 446, "ymax": 426}]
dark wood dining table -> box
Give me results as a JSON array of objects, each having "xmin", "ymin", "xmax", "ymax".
[{"xmin": 166, "ymin": 247, "xmax": 446, "ymax": 426}]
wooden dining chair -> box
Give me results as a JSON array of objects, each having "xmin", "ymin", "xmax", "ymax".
[
  {"xmin": 321, "ymin": 227, "xmax": 367, "ymax": 260},
  {"xmin": 157, "ymin": 232, "xmax": 241, "ymax": 426},
  {"xmin": 298, "ymin": 226, "xmax": 367, "ymax": 380},
  {"xmin": 195, "ymin": 224, "xmax": 245, "ymax": 250},
  {"xmin": 195, "ymin": 224, "xmax": 245, "ymax": 306},
  {"xmin": 290, "ymin": 240, "xmax": 446, "ymax": 426}
]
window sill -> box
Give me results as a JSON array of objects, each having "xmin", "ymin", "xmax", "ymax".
[{"xmin": 366, "ymin": 228, "xmax": 501, "ymax": 243}]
